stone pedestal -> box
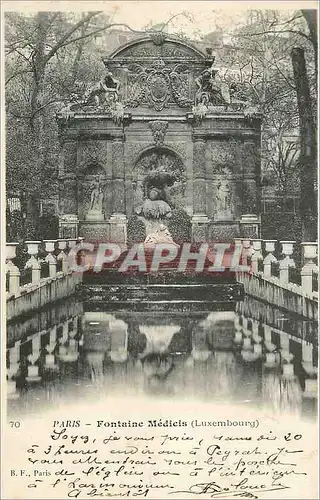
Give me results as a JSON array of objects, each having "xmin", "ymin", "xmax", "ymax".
[
  {"xmin": 239, "ymin": 214, "xmax": 260, "ymax": 238},
  {"xmin": 192, "ymin": 214, "xmax": 209, "ymax": 242},
  {"xmin": 59, "ymin": 214, "xmax": 79, "ymax": 238},
  {"xmin": 79, "ymin": 221, "xmax": 110, "ymax": 242},
  {"xmin": 85, "ymin": 210, "xmax": 105, "ymax": 222},
  {"xmin": 109, "ymin": 213, "xmax": 127, "ymax": 244},
  {"xmin": 215, "ymin": 210, "xmax": 233, "ymax": 222}
]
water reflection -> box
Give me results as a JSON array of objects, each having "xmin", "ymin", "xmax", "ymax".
[{"xmin": 7, "ymin": 299, "xmax": 318, "ymax": 420}]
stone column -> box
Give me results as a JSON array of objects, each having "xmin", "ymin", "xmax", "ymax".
[
  {"xmin": 192, "ymin": 135, "xmax": 209, "ymax": 242},
  {"xmin": 110, "ymin": 136, "xmax": 127, "ymax": 245}
]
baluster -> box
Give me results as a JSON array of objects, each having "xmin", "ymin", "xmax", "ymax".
[
  {"xmin": 68, "ymin": 319, "xmax": 78, "ymax": 353},
  {"xmin": 302, "ymin": 340, "xmax": 318, "ymax": 397},
  {"xmin": 252, "ymin": 320, "xmax": 262, "ymax": 355},
  {"xmin": 7, "ymin": 341, "xmax": 21, "ymax": 398},
  {"xmin": 251, "ymin": 239, "xmax": 263, "ymax": 273},
  {"xmin": 188, "ymin": 320, "xmax": 211, "ymax": 361},
  {"xmin": 58, "ymin": 320, "xmax": 79, "ymax": 362},
  {"xmin": 279, "ymin": 331, "xmax": 290, "ymax": 353},
  {"xmin": 109, "ymin": 319, "xmax": 129, "ymax": 362},
  {"xmin": 263, "ymin": 324, "xmax": 277, "ymax": 352},
  {"xmin": 7, "ymin": 351, "xmax": 20, "ymax": 399},
  {"xmin": 263, "ymin": 325, "xmax": 278, "ymax": 366},
  {"xmin": 242, "ymin": 316, "xmax": 253, "ymax": 351},
  {"xmin": 263, "ymin": 240, "xmax": 277, "ymax": 277},
  {"xmin": 44, "ymin": 240, "xmax": 57, "ymax": 277},
  {"xmin": 303, "ymin": 378, "xmax": 318, "ymax": 399},
  {"xmin": 25, "ymin": 241, "xmax": 41, "ymax": 284},
  {"xmin": 280, "ymin": 330, "xmax": 294, "ymax": 377},
  {"xmin": 279, "ymin": 241, "xmax": 295, "ymax": 284},
  {"xmin": 234, "ymin": 315, "xmax": 243, "ymax": 345},
  {"xmin": 241, "ymin": 239, "xmax": 253, "ymax": 269},
  {"xmin": 45, "ymin": 326, "xmax": 58, "ymax": 369},
  {"xmin": 6, "ymin": 243, "xmax": 21, "ymax": 296},
  {"xmin": 281, "ymin": 353, "xmax": 295, "ymax": 379},
  {"xmin": 26, "ymin": 334, "xmax": 41, "ymax": 381},
  {"xmin": 302, "ymin": 341, "xmax": 317, "ymax": 377},
  {"xmin": 301, "ymin": 242, "xmax": 318, "ymax": 295},
  {"xmin": 57, "ymin": 239, "xmax": 69, "ymax": 273},
  {"xmin": 8, "ymin": 341, "xmax": 21, "ymax": 378},
  {"xmin": 232, "ymin": 238, "xmax": 243, "ymax": 272},
  {"xmin": 61, "ymin": 322, "xmax": 69, "ymax": 345}
]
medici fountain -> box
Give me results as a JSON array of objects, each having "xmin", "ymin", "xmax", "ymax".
[{"xmin": 56, "ymin": 32, "xmax": 262, "ymax": 309}]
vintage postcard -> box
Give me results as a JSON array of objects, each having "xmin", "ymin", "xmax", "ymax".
[{"xmin": 1, "ymin": 1, "xmax": 319, "ymax": 499}]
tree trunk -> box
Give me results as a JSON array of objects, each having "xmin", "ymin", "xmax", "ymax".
[
  {"xmin": 27, "ymin": 13, "xmax": 51, "ymax": 232},
  {"xmin": 291, "ymin": 47, "xmax": 317, "ymax": 241},
  {"xmin": 301, "ymin": 9, "xmax": 318, "ymax": 74}
]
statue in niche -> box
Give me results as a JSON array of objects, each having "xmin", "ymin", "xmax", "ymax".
[
  {"xmin": 133, "ymin": 151, "xmax": 185, "ymax": 239},
  {"xmin": 90, "ymin": 180, "xmax": 104, "ymax": 211},
  {"xmin": 86, "ymin": 175, "xmax": 105, "ymax": 221},
  {"xmin": 216, "ymin": 182, "xmax": 233, "ymax": 220}
]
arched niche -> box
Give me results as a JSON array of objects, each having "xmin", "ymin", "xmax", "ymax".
[
  {"xmin": 129, "ymin": 147, "xmax": 186, "ymax": 215},
  {"xmin": 77, "ymin": 162, "xmax": 107, "ymax": 220}
]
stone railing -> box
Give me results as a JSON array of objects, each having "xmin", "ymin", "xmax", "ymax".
[
  {"xmin": 6, "ymin": 238, "xmax": 84, "ymax": 320},
  {"xmin": 235, "ymin": 239, "xmax": 318, "ymax": 319},
  {"xmin": 7, "ymin": 313, "xmax": 83, "ymax": 399},
  {"xmin": 233, "ymin": 314, "xmax": 317, "ymax": 401}
]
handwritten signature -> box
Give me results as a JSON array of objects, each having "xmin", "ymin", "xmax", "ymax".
[{"xmin": 168, "ymin": 480, "xmax": 290, "ymax": 498}]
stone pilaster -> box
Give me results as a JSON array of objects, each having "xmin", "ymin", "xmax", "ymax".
[
  {"xmin": 110, "ymin": 136, "xmax": 127, "ymax": 245},
  {"xmin": 192, "ymin": 135, "xmax": 209, "ymax": 242},
  {"xmin": 111, "ymin": 137, "xmax": 126, "ymax": 216},
  {"xmin": 193, "ymin": 137, "xmax": 207, "ymax": 216}
]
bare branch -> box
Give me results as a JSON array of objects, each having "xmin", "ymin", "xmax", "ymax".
[
  {"xmin": 237, "ymin": 29, "xmax": 312, "ymax": 42},
  {"xmin": 55, "ymin": 22, "xmax": 149, "ymax": 50},
  {"xmin": 5, "ymin": 68, "xmax": 33, "ymax": 85},
  {"xmin": 44, "ymin": 11, "xmax": 103, "ymax": 62}
]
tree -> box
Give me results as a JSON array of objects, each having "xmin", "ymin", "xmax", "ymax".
[
  {"xmin": 5, "ymin": 11, "xmax": 191, "ymax": 239},
  {"xmin": 231, "ymin": 8, "xmax": 317, "ymax": 240},
  {"xmin": 291, "ymin": 45, "xmax": 317, "ymax": 240}
]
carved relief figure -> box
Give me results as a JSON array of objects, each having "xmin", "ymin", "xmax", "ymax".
[
  {"xmin": 144, "ymin": 224, "xmax": 176, "ymax": 245},
  {"xmin": 195, "ymin": 63, "xmax": 230, "ymax": 109},
  {"xmin": 136, "ymin": 187, "xmax": 172, "ymax": 220},
  {"xmin": 83, "ymin": 70, "xmax": 120, "ymax": 107},
  {"xmin": 149, "ymin": 121, "xmax": 168, "ymax": 146}
]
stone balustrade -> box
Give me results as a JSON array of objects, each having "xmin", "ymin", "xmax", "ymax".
[
  {"xmin": 7, "ymin": 314, "xmax": 82, "ymax": 400},
  {"xmin": 233, "ymin": 315, "xmax": 317, "ymax": 402},
  {"xmin": 236, "ymin": 238, "xmax": 318, "ymax": 299},
  {"xmin": 6, "ymin": 238, "xmax": 82, "ymax": 320},
  {"xmin": 6, "ymin": 238, "xmax": 80, "ymax": 298},
  {"xmin": 6, "ymin": 237, "xmax": 318, "ymax": 321},
  {"xmin": 7, "ymin": 310, "xmax": 317, "ymax": 406}
]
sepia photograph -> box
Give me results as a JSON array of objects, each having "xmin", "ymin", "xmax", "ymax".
[{"xmin": 2, "ymin": 1, "xmax": 319, "ymax": 499}]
